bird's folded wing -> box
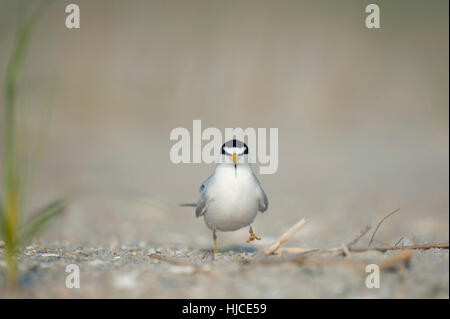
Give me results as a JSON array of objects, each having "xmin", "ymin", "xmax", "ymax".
[
  {"xmin": 195, "ymin": 194, "xmax": 209, "ymax": 217},
  {"xmin": 195, "ymin": 175, "xmax": 212, "ymax": 217},
  {"xmin": 252, "ymin": 171, "xmax": 268, "ymax": 213},
  {"xmin": 258, "ymin": 187, "xmax": 268, "ymax": 213}
]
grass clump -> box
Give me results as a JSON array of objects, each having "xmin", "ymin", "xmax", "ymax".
[{"xmin": 0, "ymin": 0, "xmax": 67, "ymax": 289}]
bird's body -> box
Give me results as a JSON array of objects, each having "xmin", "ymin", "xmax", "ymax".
[
  {"xmin": 189, "ymin": 139, "xmax": 268, "ymax": 252},
  {"xmin": 202, "ymin": 163, "xmax": 262, "ymax": 231}
]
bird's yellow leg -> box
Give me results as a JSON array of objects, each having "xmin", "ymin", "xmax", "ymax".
[
  {"xmin": 213, "ymin": 229, "xmax": 218, "ymax": 254},
  {"xmin": 247, "ymin": 226, "xmax": 261, "ymax": 243}
]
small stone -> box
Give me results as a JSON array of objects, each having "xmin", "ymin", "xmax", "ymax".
[{"xmin": 40, "ymin": 253, "xmax": 59, "ymax": 257}]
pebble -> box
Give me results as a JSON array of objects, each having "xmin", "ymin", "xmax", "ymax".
[{"xmin": 40, "ymin": 253, "xmax": 60, "ymax": 257}]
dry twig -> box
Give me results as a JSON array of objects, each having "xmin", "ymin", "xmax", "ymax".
[
  {"xmin": 350, "ymin": 243, "xmax": 449, "ymax": 252},
  {"xmin": 264, "ymin": 218, "xmax": 308, "ymax": 256},
  {"xmin": 341, "ymin": 243, "xmax": 351, "ymax": 257},
  {"xmin": 338, "ymin": 225, "xmax": 372, "ymax": 257},
  {"xmin": 273, "ymin": 247, "xmax": 320, "ymax": 255},
  {"xmin": 368, "ymin": 208, "xmax": 401, "ymax": 247},
  {"xmin": 394, "ymin": 237, "xmax": 404, "ymax": 247},
  {"xmin": 255, "ymin": 212, "xmax": 444, "ymax": 275},
  {"xmin": 346, "ymin": 225, "xmax": 372, "ymax": 248},
  {"xmin": 248, "ymin": 249, "xmax": 413, "ymax": 272},
  {"xmin": 275, "ymin": 243, "xmax": 448, "ymax": 255}
]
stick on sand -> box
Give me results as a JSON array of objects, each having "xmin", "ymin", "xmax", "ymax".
[
  {"xmin": 264, "ymin": 218, "xmax": 308, "ymax": 256},
  {"xmin": 368, "ymin": 208, "xmax": 400, "ymax": 247}
]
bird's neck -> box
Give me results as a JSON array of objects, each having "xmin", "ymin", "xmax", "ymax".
[{"xmin": 216, "ymin": 163, "xmax": 252, "ymax": 179}]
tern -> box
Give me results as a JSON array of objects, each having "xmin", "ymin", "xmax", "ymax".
[{"xmin": 182, "ymin": 139, "xmax": 268, "ymax": 253}]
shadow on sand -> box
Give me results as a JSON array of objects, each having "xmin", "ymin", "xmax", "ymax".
[{"xmin": 200, "ymin": 245, "xmax": 259, "ymax": 254}]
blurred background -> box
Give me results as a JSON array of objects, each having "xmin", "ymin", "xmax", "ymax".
[{"xmin": 0, "ymin": 0, "xmax": 448, "ymax": 252}]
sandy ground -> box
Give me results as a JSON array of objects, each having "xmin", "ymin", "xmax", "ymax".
[
  {"xmin": 0, "ymin": 240, "xmax": 448, "ymax": 298},
  {"xmin": 0, "ymin": 201, "xmax": 449, "ymax": 299}
]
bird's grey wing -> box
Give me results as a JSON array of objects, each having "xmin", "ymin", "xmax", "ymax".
[
  {"xmin": 251, "ymin": 171, "xmax": 268, "ymax": 213},
  {"xmin": 195, "ymin": 174, "xmax": 212, "ymax": 217},
  {"xmin": 257, "ymin": 185, "xmax": 269, "ymax": 213}
]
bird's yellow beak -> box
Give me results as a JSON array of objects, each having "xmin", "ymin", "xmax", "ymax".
[{"xmin": 232, "ymin": 153, "xmax": 237, "ymax": 164}]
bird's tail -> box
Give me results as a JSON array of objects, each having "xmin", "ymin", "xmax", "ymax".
[{"xmin": 179, "ymin": 203, "xmax": 197, "ymax": 207}]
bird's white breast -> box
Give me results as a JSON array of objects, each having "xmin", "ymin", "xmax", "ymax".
[{"xmin": 203, "ymin": 164, "xmax": 260, "ymax": 231}]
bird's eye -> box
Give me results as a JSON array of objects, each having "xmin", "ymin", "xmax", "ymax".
[
  {"xmin": 244, "ymin": 147, "xmax": 248, "ymax": 154},
  {"xmin": 221, "ymin": 147, "xmax": 226, "ymax": 155}
]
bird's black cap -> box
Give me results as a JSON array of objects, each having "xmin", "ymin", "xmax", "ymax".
[{"xmin": 221, "ymin": 139, "xmax": 248, "ymax": 155}]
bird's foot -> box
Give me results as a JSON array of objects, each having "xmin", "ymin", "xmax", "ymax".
[{"xmin": 247, "ymin": 227, "xmax": 261, "ymax": 243}]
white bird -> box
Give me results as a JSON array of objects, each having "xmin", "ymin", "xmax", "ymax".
[{"xmin": 182, "ymin": 139, "xmax": 268, "ymax": 253}]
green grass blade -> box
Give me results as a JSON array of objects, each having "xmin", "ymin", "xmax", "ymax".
[
  {"xmin": 3, "ymin": 0, "xmax": 52, "ymax": 250},
  {"xmin": 2, "ymin": 0, "xmax": 54, "ymax": 288},
  {"xmin": 21, "ymin": 78, "xmax": 58, "ymax": 217},
  {"xmin": 19, "ymin": 198, "xmax": 67, "ymax": 246},
  {"xmin": 0, "ymin": 199, "xmax": 5, "ymax": 240}
]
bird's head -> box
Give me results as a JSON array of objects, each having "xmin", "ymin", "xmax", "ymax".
[{"xmin": 220, "ymin": 139, "xmax": 249, "ymax": 168}]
